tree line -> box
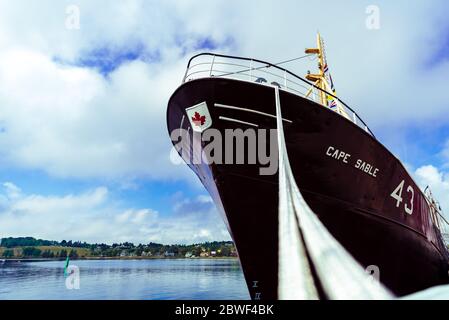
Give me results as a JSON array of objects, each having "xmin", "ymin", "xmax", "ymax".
[
  {"xmin": 1, "ymin": 237, "xmax": 236, "ymax": 259},
  {"xmin": 1, "ymin": 247, "xmax": 79, "ymax": 259},
  {"xmin": 1, "ymin": 237, "xmax": 93, "ymax": 249}
]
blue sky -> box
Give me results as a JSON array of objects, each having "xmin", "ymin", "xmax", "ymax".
[{"xmin": 0, "ymin": 1, "xmax": 449, "ymax": 244}]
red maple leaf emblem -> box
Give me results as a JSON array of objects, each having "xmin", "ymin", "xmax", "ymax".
[{"xmin": 191, "ymin": 112, "xmax": 206, "ymax": 127}]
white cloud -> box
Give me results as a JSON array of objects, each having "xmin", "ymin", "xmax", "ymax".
[
  {"xmin": 0, "ymin": 47, "xmax": 195, "ymax": 182},
  {"xmin": 0, "ymin": 1, "xmax": 448, "ymax": 182},
  {"xmin": 3, "ymin": 182, "xmax": 21, "ymax": 199},
  {"xmin": 415, "ymin": 165, "xmax": 449, "ymax": 217},
  {"xmin": 0, "ymin": 182, "xmax": 228, "ymax": 244},
  {"xmin": 235, "ymin": 1, "xmax": 449, "ymax": 126},
  {"xmin": 0, "ymin": 1, "xmax": 449, "ymax": 243}
]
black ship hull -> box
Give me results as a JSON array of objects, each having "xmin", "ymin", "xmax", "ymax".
[{"xmin": 167, "ymin": 77, "xmax": 449, "ymax": 299}]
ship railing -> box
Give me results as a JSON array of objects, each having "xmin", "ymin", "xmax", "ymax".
[
  {"xmin": 435, "ymin": 210, "xmax": 449, "ymax": 235},
  {"xmin": 424, "ymin": 187, "xmax": 449, "ymax": 246},
  {"xmin": 183, "ymin": 53, "xmax": 375, "ymax": 138}
]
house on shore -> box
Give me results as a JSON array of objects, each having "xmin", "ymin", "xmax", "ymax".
[
  {"xmin": 119, "ymin": 250, "xmax": 128, "ymax": 257},
  {"xmin": 164, "ymin": 251, "xmax": 175, "ymax": 257}
]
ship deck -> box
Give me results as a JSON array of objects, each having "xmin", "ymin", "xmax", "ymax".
[{"xmin": 183, "ymin": 52, "xmax": 375, "ymax": 136}]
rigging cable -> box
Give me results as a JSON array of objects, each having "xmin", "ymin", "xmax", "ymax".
[{"xmin": 216, "ymin": 54, "xmax": 313, "ymax": 79}]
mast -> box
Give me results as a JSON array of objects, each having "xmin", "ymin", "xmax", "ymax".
[
  {"xmin": 305, "ymin": 33, "xmax": 350, "ymax": 119},
  {"xmin": 305, "ymin": 33, "xmax": 326, "ymax": 106}
]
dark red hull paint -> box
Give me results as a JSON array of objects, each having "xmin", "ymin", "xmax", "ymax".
[{"xmin": 167, "ymin": 77, "xmax": 449, "ymax": 299}]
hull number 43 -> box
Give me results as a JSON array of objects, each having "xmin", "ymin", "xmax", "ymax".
[{"xmin": 391, "ymin": 180, "xmax": 414, "ymax": 215}]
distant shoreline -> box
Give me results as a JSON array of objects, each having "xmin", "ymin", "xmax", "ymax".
[
  {"xmin": 1, "ymin": 238, "xmax": 238, "ymax": 261},
  {"xmin": 1, "ymin": 256, "xmax": 239, "ymax": 262}
]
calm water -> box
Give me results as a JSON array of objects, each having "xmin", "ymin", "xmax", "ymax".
[{"xmin": 0, "ymin": 259, "xmax": 249, "ymax": 300}]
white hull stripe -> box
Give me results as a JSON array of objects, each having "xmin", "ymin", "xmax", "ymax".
[
  {"xmin": 180, "ymin": 115, "xmax": 185, "ymax": 130},
  {"xmin": 218, "ymin": 116, "xmax": 259, "ymax": 128},
  {"xmin": 214, "ymin": 103, "xmax": 293, "ymax": 124}
]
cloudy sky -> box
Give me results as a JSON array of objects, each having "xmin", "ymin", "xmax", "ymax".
[{"xmin": 0, "ymin": 0, "xmax": 448, "ymax": 244}]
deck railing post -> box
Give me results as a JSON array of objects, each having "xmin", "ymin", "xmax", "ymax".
[
  {"xmin": 284, "ymin": 70, "xmax": 287, "ymax": 89},
  {"xmin": 250, "ymin": 59, "xmax": 253, "ymax": 81},
  {"xmin": 182, "ymin": 64, "xmax": 189, "ymax": 83},
  {"xmin": 210, "ymin": 55, "xmax": 216, "ymax": 77}
]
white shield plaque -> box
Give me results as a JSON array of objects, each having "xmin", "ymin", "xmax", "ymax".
[{"xmin": 186, "ymin": 101, "xmax": 212, "ymax": 132}]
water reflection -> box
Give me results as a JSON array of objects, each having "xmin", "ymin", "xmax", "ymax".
[{"xmin": 0, "ymin": 259, "xmax": 249, "ymax": 300}]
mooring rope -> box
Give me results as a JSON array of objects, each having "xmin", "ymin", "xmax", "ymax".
[
  {"xmin": 274, "ymin": 86, "xmax": 393, "ymax": 300},
  {"xmin": 275, "ymin": 87, "xmax": 319, "ymax": 300}
]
